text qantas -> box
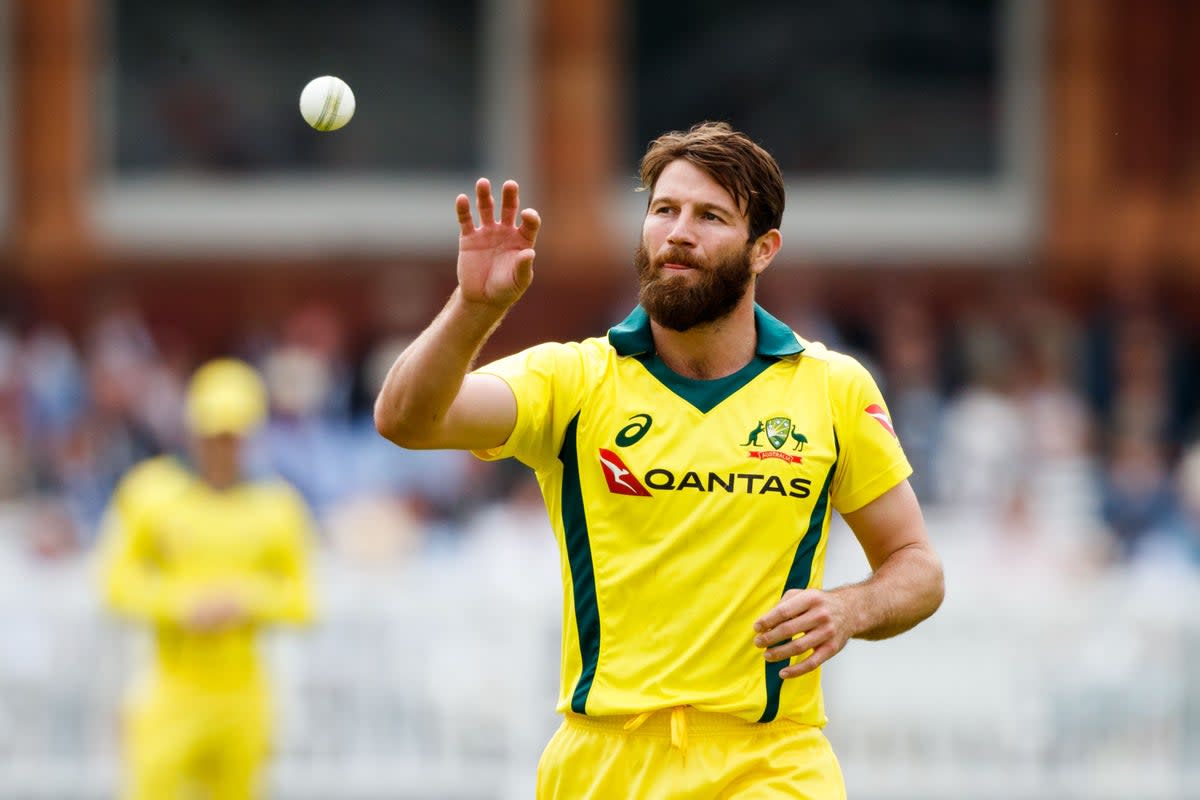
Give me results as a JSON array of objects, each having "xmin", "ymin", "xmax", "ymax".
[
  {"xmin": 644, "ymin": 469, "xmax": 811, "ymax": 498},
  {"xmin": 598, "ymin": 450, "xmax": 813, "ymax": 499}
]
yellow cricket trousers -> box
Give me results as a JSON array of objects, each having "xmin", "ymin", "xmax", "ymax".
[
  {"xmin": 537, "ymin": 706, "xmax": 846, "ymax": 799},
  {"xmin": 122, "ymin": 679, "xmax": 271, "ymax": 800}
]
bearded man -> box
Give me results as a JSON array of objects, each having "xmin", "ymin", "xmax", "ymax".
[{"xmin": 374, "ymin": 121, "xmax": 944, "ymax": 799}]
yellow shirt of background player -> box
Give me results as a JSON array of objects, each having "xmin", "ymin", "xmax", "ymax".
[
  {"xmin": 473, "ymin": 304, "xmax": 912, "ymax": 726},
  {"xmin": 98, "ymin": 456, "xmax": 315, "ymax": 691}
]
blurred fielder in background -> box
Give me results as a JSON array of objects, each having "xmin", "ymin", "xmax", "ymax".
[
  {"xmin": 97, "ymin": 358, "xmax": 316, "ymax": 800},
  {"xmin": 376, "ymin": 122, "xmax": 945, "ymax": 798}
]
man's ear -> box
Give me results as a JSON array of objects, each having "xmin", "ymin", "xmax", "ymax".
[{"xmin": 749, "ymin": 230, "xmax": 783, "ymax": 276}]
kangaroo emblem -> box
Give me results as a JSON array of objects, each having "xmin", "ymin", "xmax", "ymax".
[{"xmin": 741, "ymin": 421, "xmax": 765, "ymax": 447}]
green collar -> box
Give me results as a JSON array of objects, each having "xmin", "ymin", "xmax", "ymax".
[{"xmin": 607, "ymin": 303, "xmax": 804, "ymax": 358}]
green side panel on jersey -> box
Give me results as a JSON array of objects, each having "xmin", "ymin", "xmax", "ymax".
[
  {"xmin": 758, "ymin": 458, "xmax": 838, "ymax": 723},
  {"xmin": 559, "ymin": 412, "xmax": 600, "ymax": 713}
]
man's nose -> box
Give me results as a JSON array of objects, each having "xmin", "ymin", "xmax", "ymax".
[{"xmin": 666, "ymin": 216, "xmax": 696, "ymax": 247}]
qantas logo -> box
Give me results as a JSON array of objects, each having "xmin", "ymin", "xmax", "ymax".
[
  {"xmin": 597, "ymin": 449, "xmax": 812, "ymax": 499},
  {"xmin": 598, "ymin": 449, "xmax": 652, "ymax": 497},
  {"xmin": 865, "ymin": 404, "xmax": 896, "ymax": 437}
]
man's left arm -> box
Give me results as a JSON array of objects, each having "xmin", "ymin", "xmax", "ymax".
[
  {"xmin": 754, "ymin": 479, "xmax": 943, "ymax": 678},
  {"xmin": 231, "ymin": 491, "xmax": 317, "ymax": 626}
]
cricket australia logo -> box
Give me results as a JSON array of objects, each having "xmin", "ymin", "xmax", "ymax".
[{"xmin": 741, "ymin": 416, "xmax": 806, "ymax": 465}]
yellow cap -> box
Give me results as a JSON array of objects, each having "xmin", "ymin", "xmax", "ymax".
[{"xmin": 185, "ymin": 358, "xmax": 268, "ymax": 437}]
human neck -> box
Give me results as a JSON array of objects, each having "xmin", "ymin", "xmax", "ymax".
[{"xmin": 649, "ymin": 296, "xmax": 758, "ymax": 380}]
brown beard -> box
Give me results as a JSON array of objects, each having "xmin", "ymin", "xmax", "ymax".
[{"xmin": 634, "ymin": 242, "xmax": 754, "ymax": 332}]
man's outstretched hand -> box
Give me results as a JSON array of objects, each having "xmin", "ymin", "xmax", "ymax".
[{"xmin": 456, "ymin": 178, "xmax": 541, "ymax": 310}]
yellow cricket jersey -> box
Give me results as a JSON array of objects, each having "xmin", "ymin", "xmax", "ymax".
[
  {"xmin": 98, "ymin": 456, "xmax": 315, "ymax": 691},
  {"xmin": 474, "ymin": 304, "xmax": 911, "ymax": 726}
]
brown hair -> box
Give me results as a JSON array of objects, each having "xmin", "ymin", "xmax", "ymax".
[{"xmin": 639, "ymin": 121, "xmax": 785, "ymax": 241}]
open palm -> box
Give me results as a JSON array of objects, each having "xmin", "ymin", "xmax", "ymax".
[{"xmin": 456, "ymin": 178, "xmax": 541, "ymax": 309}]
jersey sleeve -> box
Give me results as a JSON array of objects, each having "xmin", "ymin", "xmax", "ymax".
[
  {"xmin": 236, "ymin": 483, "xmax": 317, "ymax": 625},
  {"xmin": 828, "ymin": 354, "xmax": 913, "ymax": 514},
  {"xmin": 96, "ymin": 459, "xmax": 195, "ymax": 624},
  {"xmin": 469, "ymin": 341, "xmax": 590, "ymax": 472}
]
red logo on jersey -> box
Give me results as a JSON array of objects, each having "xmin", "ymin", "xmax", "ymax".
[
  {"xmin": 598, "ymin": 449, "xmax": 652, "ymax": 496},
  {"xmin": 865, "ymin": 404, "xmax": 897, "ymax": 437}
]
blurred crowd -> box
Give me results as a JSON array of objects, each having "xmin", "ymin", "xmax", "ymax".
[{"xmin": 0, "ymin": 287, "xmax": 1198, "ymax": 576}]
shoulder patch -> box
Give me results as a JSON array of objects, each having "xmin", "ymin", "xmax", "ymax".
[{"xmin": 864, "ymin": 404, "xmax": 897, "ymax": 437}]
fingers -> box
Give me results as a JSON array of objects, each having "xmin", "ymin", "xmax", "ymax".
[
  {"xmin": 753, "ymin": 588, "xmax": 817, "ymax": 636},
  {"xmin": 518, "ymin": 208, "xmax": 542, "ymax": 243},
  {"xmin": 761, "ymin": 615, "xmax": 833, "ymax": 662},
  {"xmin": 475, "ymin": 178, "xmax": 495, "ymax": 225},
  {"xmin": 499, "ymin": 180, "xmax": 519, "ymax": 226},
  {"xmin": 461, "ymin": 178, "xmax": 538, "ymax": 237},
  {"xmin": 513, "ymin": 248, "xmax": 537, "ymax": 291},
  {"xmin": 779, "ymin": 643, "xmax": 836, "ymax": 679},
  {"xmin": 755, "ymin": 605, "xmax": 828, "ymax": 651},
  {"xmin": 753, "ymin": 588, "xmax": 844, "ymax": 680},
  {"xmin": 456, "ymin": 194, "xmax": 474, "ymax": 236}
]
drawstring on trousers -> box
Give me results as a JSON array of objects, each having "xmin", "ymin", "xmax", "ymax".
[{"xmin": 623, "ymin": 706, "xmax": 689, "ymax": 760}]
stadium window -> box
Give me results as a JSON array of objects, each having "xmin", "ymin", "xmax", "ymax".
[
  {"xmin": 93, "ymin": 0, "xmax": 532, "ymax": 256},
  {"xmin": 621, "ymin": 0, "xmax": 1043, "ymax": 263}
]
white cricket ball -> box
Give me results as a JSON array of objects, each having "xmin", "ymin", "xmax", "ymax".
[{"xmin": 299, "ymin": 76, "xmax": 356, "ymax": 132}]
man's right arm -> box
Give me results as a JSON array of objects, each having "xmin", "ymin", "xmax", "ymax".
[
  {"xmin": 374, "ymin": 178, "xmax": 540, "ymax": 451},
  {"xmin": 374, "ymin": 289, "xmax": 519, "ymax": 450},
  {"xmin": 97, "ymin": 468, "xmax": 191, "ymax": 626}
]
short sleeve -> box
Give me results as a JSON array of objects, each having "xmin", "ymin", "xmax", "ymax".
[
  {"xmin": 828, "ymin": 354, "xmax": 913, "ymax": 514},
  {"xmin": 470, "ymin": 341, "xmax": 590, "ymax": 472}
]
